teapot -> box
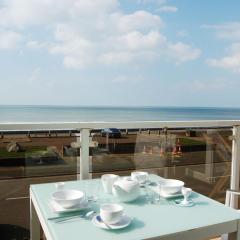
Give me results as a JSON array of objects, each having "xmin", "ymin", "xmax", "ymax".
[{"xmin": 112, "ymin": 177, "xmax": 140, "ymax": 202}]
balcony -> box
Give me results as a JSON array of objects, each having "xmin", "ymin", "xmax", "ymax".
[{"xmin": 0, "ymin": 120, "xmax": 240, "ymax": 240}]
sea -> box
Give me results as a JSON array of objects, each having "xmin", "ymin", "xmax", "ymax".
[{"xmin": 1, "ymin": 105, "xmax": 240, "ymax": 122}]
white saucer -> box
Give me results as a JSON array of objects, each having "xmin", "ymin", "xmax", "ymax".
[
  {"xmin": 92, "ymin": 215, "xmax": 132, "ymax": 230},
  {"xmin": 49, "ymin": 199, "xmax": 89, "ymax": 214},
  {"xmin": 175, "ymin": 199, "xmax": 194, "ymax": 207},
  {"xmin": 150, "ymin": 186, "xmax": 184, "ymax": 199}
]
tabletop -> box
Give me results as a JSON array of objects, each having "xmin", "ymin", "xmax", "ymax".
[{"xmin": 30, "ymin": 174, "xmax": 240, "ymax": 240}]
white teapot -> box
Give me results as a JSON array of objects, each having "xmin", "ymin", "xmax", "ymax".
[{"xmin": 112, "ymin": 177, "xmax": 140, "ymax": 202}]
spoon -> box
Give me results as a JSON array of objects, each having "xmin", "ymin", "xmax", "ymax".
[{"xmin": 96, "ymin": 215, "xmax": 112, "ymax": 229}]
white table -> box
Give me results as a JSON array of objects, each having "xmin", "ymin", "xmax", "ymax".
[{"xmin": 30, "ymin": 175, "xmax": 240, "ymax": 240}]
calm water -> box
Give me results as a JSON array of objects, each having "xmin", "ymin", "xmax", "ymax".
[{"xmin": 1, "ymin": 105, "xmax": 240, "ymax": 122}]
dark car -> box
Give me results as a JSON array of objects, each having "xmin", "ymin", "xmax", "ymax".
[{"xmin": 101, "ymin": 128, "xmax": 121, "ymax": 138}]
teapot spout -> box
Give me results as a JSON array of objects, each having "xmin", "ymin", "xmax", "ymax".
[
  {"xmin": 112, "ymin": 183, "xmax": 124, "ymax": 193},
  {"xmin": 112, "ymin": 182, "xmax": 128, "ymax": 198}
]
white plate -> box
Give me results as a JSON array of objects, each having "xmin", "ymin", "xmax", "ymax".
[
  {"xmin": 49, "ymin": 198, "xmax": 89, "ymax": 214},
  {"xmin": 92, "ymin": 215, "xmax": 132, "ymax": 230},
  {"xmin": 150, "ymin": 186, "xmax": 185, "ymax": 199}
]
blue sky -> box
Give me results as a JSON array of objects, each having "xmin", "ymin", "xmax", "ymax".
[{"xmin": 0, "ymin": 0, "xmax": 240, "ymax": 107}]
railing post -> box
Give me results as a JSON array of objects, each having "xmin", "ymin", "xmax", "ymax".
[
  {"xmin": 230, "ymin": 126, "xmax": 240, "ymax": 208},
  {"xmin": 206, "ymin": 130, "xmax": 214, "ymax": 184},
  {"xmin": 79, "ymin": 128, "xmax": 90, "ymax": 180}
]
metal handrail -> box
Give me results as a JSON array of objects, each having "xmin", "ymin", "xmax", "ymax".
[{"xmin": 0, "ymin": 120, "xmax": 240, "ymax": 131}]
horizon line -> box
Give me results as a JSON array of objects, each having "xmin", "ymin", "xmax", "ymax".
[{"xmin": 0, "ymin": 104, "xmax": 240, "ymax": 109}]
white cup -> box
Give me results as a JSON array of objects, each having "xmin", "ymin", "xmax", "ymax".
[
  {"xmin": 100, "ymin": 203, "xmax": 124, "ymax": 224},
  {"xmin": 101, "ymin": 174, "xmax": 119, "ymax": 194},
  {"xmin": 55, "ymin": 182, "xmax": 65, "ymax": 190},
  {"xmin": 131, "ymin": 171, "xmax": 149, "ymax": 184}
]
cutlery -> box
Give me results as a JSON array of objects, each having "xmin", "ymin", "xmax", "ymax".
[
  {"xmin": 48, "ymin": 210, "xmax": 96, "ymax": 221},
  {"xmin": 54, "ymin": 211, "xmax": 96, "ymax": 223},
  {"xmin": 96, "ymin": 215, "xmax": 112, "ymax": 229},
  {"xmin": 48, "ymin": 214, "xmax": 84, "ymax": 221}
]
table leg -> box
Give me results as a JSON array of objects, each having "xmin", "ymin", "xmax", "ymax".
[
  {"xmin": 228, "ymin": 220, "xmax": 240, "ymax": 240},
  {"xmin": 30, "ymin": 196, "xmax": 40, "ymax": 240}
]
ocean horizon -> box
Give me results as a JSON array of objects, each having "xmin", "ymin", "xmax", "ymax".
[{"xmin": 1, "ymin": 105, "xmax": 240, "ymax": 122}]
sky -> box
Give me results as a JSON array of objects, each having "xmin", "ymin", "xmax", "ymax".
[{"xmin": 0, "ymin": 0, "xmax": 240, "ymax": 107}]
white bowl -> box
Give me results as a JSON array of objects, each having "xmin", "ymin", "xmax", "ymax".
[
  {"xmin": 52, "ymin": 190, "xmax": 84, "ymax": 209},
  {"xmin": 100, "ymin": 203, "xmax": 124, "ymax": 224},
  {"xmin": 160, "ymin": 179, "xmax": 184, "ymax": 195}
]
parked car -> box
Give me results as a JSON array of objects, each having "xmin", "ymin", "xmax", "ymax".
[{"xmin": 101, "ymin": 128, "xmax": 121, "ymax": 138}]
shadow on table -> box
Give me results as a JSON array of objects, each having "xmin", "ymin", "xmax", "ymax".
[
  {"xmin": 167, "ymin": 192, "xmax": 210, "ymax": 207},
  {"xmin": 127, "ymin": 195, "xmax": 148, "ymax": 206},
  {"xmin": 189, "ymin": 192, "xmax": 210, "ymax": 206},
  {"xmin": 194, "ymin": 201, "xmax": 210, "ymax": 206},
  {"xmin": 107, "ymin": 218, "xmax": 145, "ymax": 234}
]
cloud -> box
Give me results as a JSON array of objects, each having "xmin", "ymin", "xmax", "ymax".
[
  {"xmin": 202, "ymin": 22, "xmax": 240, "ymax": 41},
  {"xmin": 28, "ymin": 67, "xmax": 41, "ymax": 83},
  {"xmin": 117, "ymin": 11, "xmax": 164, "ymax": 32},
  {"xmin": 112, "ymin": 31, "xmax": 166, "ymax": 51},
  {"xmin": 48, "ymin": 23, "xmax": 96, "ymax": 68},
  {"xmin": 112, "ymin": 75, "xmax": 129, "ymax": 83},
  {"xmin": 48, "ymin": 8, "xmax": 200, "ymax": 68},
  {"xmin": 137, "ymin": 0, "xmax": 167, "ymax": 5},
  {"xmin": 207, "ymin": 43, "xmax": 240, "ymax": 73},
  {"xmin": 184, "ymin": 78, "xmax": 230, "ymax": 92},
  {"xmin": 49, "ymin": 23, "xmax": 200, "ymax": 68},
  {"xmin": 112, "ymin": 74, "xmax": 143, "ymax": 83},
  {"xmin": 203, "ymin": 22, "xmax": 240, "ymax": 73},
  {"xmin": 0, "ymin": 0, "xmax": 200, "ymax": 68},
  {"xmin": 26, "ymin": 40, "xmax": 46, "ymax": 49},
  {"xmin": 156, "ymin": 6, "xmax": 178, "ymax": 13},
  {"xmin": 167, "ymin": 42, "xmax": 201, "ymax": 63},
  {"xmin": 0, "ymin": 0, "xmax": 69, "ymax": 28},
  {"xmin": 176, "ymin": 30, "xmax": 188, "ymax": 38},
  {"xmin": 0, "ymin": 0, "xmax": 118, "ymax": 28},
  {"xmin": 0, "ymin": 28, "xmax": 22, "ymax": 50}
]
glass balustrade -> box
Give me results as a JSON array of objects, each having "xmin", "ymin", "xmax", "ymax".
[
  {"xmin": 0, "ymin": 130, "xmax": 78, "ymax": 239},
  {"xmin": 0, "ymin": 122, "xmax": 237, "ymax": 240},
  {"xmin": 91, "ymin": 127, "xmax": 232, "ymax": 203}
]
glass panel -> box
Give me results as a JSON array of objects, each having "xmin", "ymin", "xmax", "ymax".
[
  {"xmin": 0, "ymin": 130, "xmax": 79, "ymax": 239},
  {"xmin": 91, "ymin": 128, "xmax": 232, "ymax": 203}
]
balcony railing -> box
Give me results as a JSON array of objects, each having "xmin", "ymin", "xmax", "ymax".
[
  {"xmin": 1, "ymin": 120, "xmax": 239, "ymax": 182},
  {"xmin": 0, "ymin": 120, "xmax": 240, "ymax": 239}
]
